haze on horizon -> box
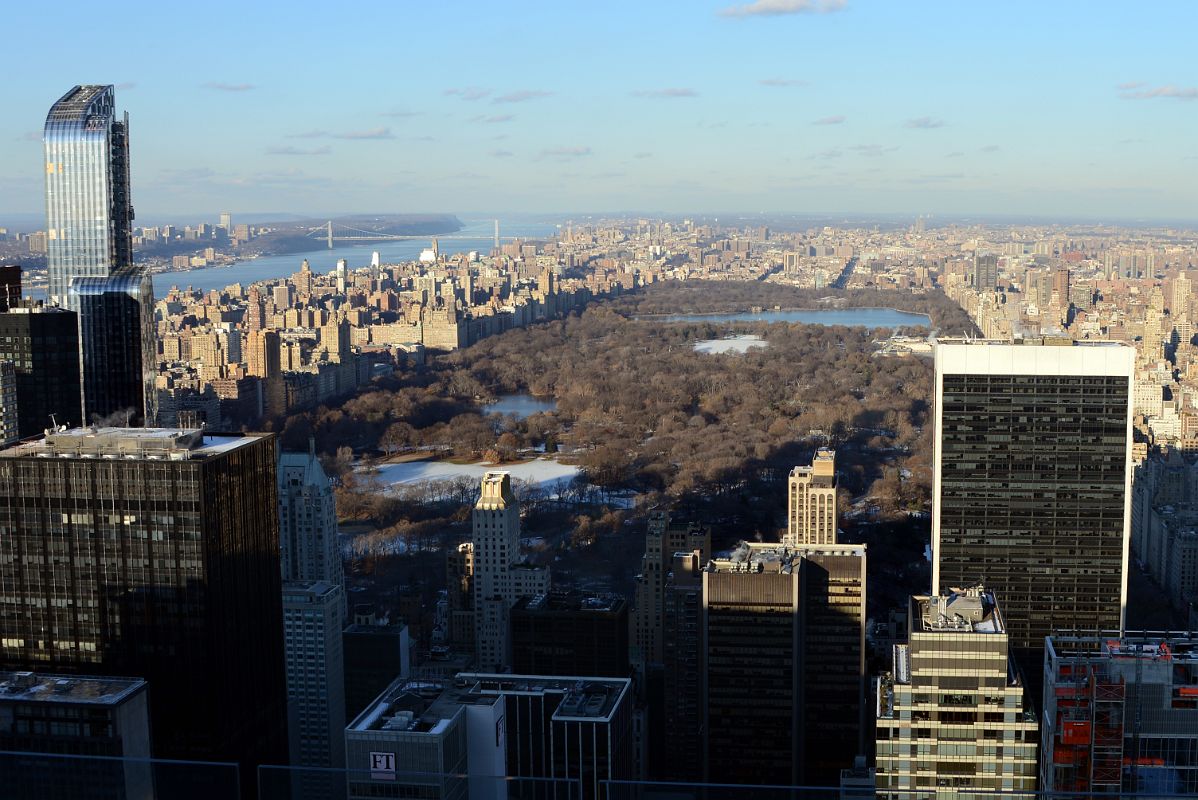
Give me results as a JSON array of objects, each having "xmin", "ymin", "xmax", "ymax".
[{"xmin": 1, "ymin": 0, "xmax": 1195, "ymax": 222}]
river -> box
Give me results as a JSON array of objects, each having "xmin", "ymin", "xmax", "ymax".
[{"xmin": 151, "ymin": 217, "xmax": 561, "ymax": 295}]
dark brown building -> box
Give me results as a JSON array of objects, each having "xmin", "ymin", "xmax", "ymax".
[
  {"xmin": 0, "ymin": 427, "xmax": 287, "ymax": 794},
  {"xmin": 511, "ymin": 590, "xmax": 628, "ymax": 678}
]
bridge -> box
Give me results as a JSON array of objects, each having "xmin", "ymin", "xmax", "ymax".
[{"xmin": 304, "ymin": 220, "xmax": 512, "ymax": 249}]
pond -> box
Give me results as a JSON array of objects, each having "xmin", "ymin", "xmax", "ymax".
[{"xmin": 485, "ymin": 393, "xmax": 557, "ymax": 418}]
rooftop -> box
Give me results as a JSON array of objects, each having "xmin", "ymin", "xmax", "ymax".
[
  {"xmin": 1046, "ymin": 633, "xmax": 1198, "ymax": 663},
  {"xmin": 515, "ymin": 590, "xmax": 625, "ymax": 614},
  {"xmin": 706, "ymin": 540, "xmax": 865, "ymax": 575},
  {"xmin": 0, "ymin": 672, "xmax": 145, "ymax": 706},
  {"xmin": 0, "ymin": 427, "xmax": 264, "ymax": 461},
  {"xmin": 46, "ymin": 85, "xmax": 113, "ymax": 124},
  {"xmin": 912, "ymin": 585, "xmax": 1003, "ymax": 635}
]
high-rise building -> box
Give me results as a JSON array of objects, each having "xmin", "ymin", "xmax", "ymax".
[
  {"xmin": 1042, "ymin": 633, "xmax": 1198, "ymax": 796},
  {"xmin": 278, "ymin": 444, "xmax": 342, "ymax": 593},
  {"xmin": 875, "ymin": 587, "xmax": 1038, "ymax": 799},
  {"xmin": 43, "ymin": 86, "xmax": 133, "ymax": 307},
  {"xmin": 973, "ymin": 253, "xmax": 999, "ymax": 291},
  {"xmin": 510, "ymin": 591, "xmax": 628, "ymax": 678},
  {"xmin": 471, "ymin": 471, "xmax": 549, "ymax": 670},
  {"xmin": 70, "ymin": 267, "xmax": 157, "ymax": 425},
  {"xmin": 932, "ymin": 341, "xmax": 1134, "ymax": 653},
  {"xmin": 0, "ymin": 427, "xmax": 288, "ymax": 786},
  {"xmin": 661, "ymin": 549, "xmax": 703, "ymax": 779},
  {"xmin": 219, "ymin": 211, "xmax": 232, "ymax": 231},
  {"xmin": 342, "ymin": 609, "xmax": 411, "ymax": 722},
  {"xmin": 0, "ymin": 362, "xmax": 17, "ymax": 446},
  {"xmin": 282, "ymin": 580, "xmax": 345, "ymax": 781},
  {"xmin": 630, "ymin": 511, "xmax": 710, "ymax": 679},
  {"xmin": 446, "ymin": 542, "xmax": 475, "ymax": 650},
  {"xmin": 0, "ymin": 305, "xmax": 82, "ymax": 437},
  {"xmin": 702, "ymin": 541, "xmax": 866, "ymax": 786},
  {"xmin": 0, "ymin": 672, "xmax": 151, "ymax": 800},
  {"xmin": 786, "ymin": 447, "xmax": 838, "ymax": 546},
  {"xmin": 0, "ymin": 265, "xmax": 21, "ymax": 310}
]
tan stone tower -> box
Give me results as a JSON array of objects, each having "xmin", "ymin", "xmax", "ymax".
[{"xmin": 786, "ymin": 448, "xmax": 838, "ymax": 546}]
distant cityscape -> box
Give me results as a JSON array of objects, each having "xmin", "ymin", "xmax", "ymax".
[{"xmin": 2, "ymin": 78, "xmax": 1198, "ymax": 800}]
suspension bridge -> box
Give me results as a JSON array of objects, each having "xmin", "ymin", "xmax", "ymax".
[{"xmin": 304, "ymin": 220, "xmax": 511, "ymax": 249}]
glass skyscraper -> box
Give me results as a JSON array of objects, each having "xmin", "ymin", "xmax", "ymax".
[
  {"xmin": 932, "ymin": 341, "xmax": 1135, "ymax": 654},
  {"xmin": 43, "ymin": 85, "xmax": 134, "ymax": 306}
]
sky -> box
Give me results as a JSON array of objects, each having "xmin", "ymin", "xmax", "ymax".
[{"xmin": 2, "ymin": 0, "xmax": 1196, "ymax": 222}]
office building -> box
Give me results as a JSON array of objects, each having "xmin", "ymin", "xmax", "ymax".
[
  {"xmin": 0, "ymin": 672, "xmax": 150, "ymax": 800},
  {"xmin": 661, "ymin": 549, "xmax": 703, "ymax": 780},
  {"xmin": 343, "ymin": 610, "xmax": 411, "ymax": 721},
  {"xmin": 471, "ymin": 472, "xmax": 549, "ymax": 670},
  {"xmin": 0, "ymin": 265, "xmax": 21, "ymax": 310},
  {"xmin": 631, "ymin": 511, "xmax": 710, "ymax": 679},
  {"xmin": 283, "ymin": 580, "xmax": 346, "ymax": 789},
  {"xmin": 70, "ymin": 267, "xmax": 156, "ymax": 425},
  {"xmin": 0, "ymin": 362, "xmax": 16, "ymax": 446},
  {"xmin": 702, "ymin": 541, "xmax": 866, "ymax": 786},
  {"xmin": 345, "ymin": 678, "xmax": 469, "ymax": 800},
  {"xmin": 0, "ymin": 427, "xmax": 288, "ymax": 784},
  {"xmin": 510, "ymin": 591, "xmax": 628, "ymax": 678},
  {"xmin": 933, "ymin": 341, "xmax": 1134, "ymax": 652},
  {"xmin": 43, "ymin": 85, "xmax": 134, "ymax": 307},
  {"xmin": 0, "ymin": 305, "xmax": 82, "ymax": 437},
  {"xmin": 875, "ymin": 587, "xmax": 1038, "ymax": 799},
  {"xmin": 446, "ymin": 542, "xmax": 475, "ymax": 650},
  {"xmin": 786, "ymin": 447, "xmax": 838, "ymax": 546},
  {"xmin": 1042, "ymin": 634, "xmax": 1198, "ymax": 796},
  {"xmin": 278, "ymin": 444, "xmax": 343, "ymax": 595}
]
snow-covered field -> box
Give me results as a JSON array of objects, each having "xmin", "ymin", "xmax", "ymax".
[
  {"xmin": 693, "ymin": 334, "xmax": 769, "ymax": 354},
  {"xmin": 371, "ymin": 458, "xmax": 580, "ymax": 491}
]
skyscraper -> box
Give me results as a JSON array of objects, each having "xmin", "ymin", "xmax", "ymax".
[
  {"xmin": 70, "ymin": 268, "xmax": 157, "ymax": 425},
  {"xmin": 875, "ymin": 587, "xmax": 1038, "ymax": 799},
  {"xmin": 471, "ymin": 471, "xmax": 549, "ymax": 670},
  {"xmin": 282, "ymin": 580, "xmax": 346, "ymax": 785},
  {"xmin": 972, "ymin": 253, "xmax": 999, "ymax": 291},
  {"xmin": 43, "ymin": 85, "xmax": 133, "ymax": 307},
  {"xmin": 786, "ymin": 447, "xmax": 838, "ymax": 546},
  {"xmin": 278, "ymin": 444, "xmax": 342, "ymax": 593},
  {"xmin": 933, "ymin": 341, "xmax": 1134, "ymax": 653},
  {"xmin": 0, "ymin": 427, "xmax": 288, "ymax": 786},
  {"xmin": 0, "ymin": 305, "xmax": 82, "ymax": 437},
  {"xmin": 701, "ymin": 541, "xmax": 866, "ymax": 786}
]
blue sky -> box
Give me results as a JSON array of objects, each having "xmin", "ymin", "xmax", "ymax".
[{"xmin": 2, "ymin": 0, "xmax": 1196, "ymax": 220}]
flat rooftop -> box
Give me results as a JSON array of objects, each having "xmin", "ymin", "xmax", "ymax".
[
  {"xmin": 448, "ymin": 673, "xmax": 630, "ymax": 722},
  {"xmin": 912, "ymin": 586, "xmax": 1003, "ymax": 635},
  {"xmin": 349, "ymin": 679, "xmax": 459, "ymax": 736},
  {"xmin": 707, "ymin": 540, "xmax": 865, "ymax": 575},
  {"xmin": 515, "ymin": 590, "xmax": 625, "ymax": 614},
  {"xmin": 1047, "ymin": 633, "xmax": 1198, "ymax": 663},
  {"xmin": 0, "ymin": 672, "xmax": 145, "ymax": 706},
  {"xmin": 0, "ymin": 427, "xmax": 264, "ymax": 461}
]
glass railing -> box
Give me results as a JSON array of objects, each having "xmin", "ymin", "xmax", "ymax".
[
  {"xmin": 5, "ymin": 753, "xmax": 1198, "ymax": 800},
  {"xmin": 0, "ymin": 749, "xmax": 241, "ymax": 800}
]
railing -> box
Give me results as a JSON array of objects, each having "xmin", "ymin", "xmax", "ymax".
[{"xmin": 5, "ymin": 752, "xmax": 1198, "ymax": 800}]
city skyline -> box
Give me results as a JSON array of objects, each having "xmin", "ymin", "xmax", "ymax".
[{"xmin": 0, "ymin": 1, "xmax": 1195, "ymax": 220}]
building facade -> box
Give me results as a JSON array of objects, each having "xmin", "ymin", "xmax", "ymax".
[
  {"xmin": 43, "ymin": 85, "xmax": 134, "ymax": 307},
  {"xmin": 933, "ymin": 341, "xmax": 1134, "ymax": 652},
  {"xmin": 282, "ymin": 580, "xmax": 346, "ymax": 789},
  {"xmin": 278, "ymin": 445, "xmax": 342, "ymax": 596},
  {"xmin": 70, "ymin": 268, "xmax": 157, "ymax": 426},
  {"xmin": 875, "ymin": 587, "xmax": 1038, "ymax": 799},
  {"xmin": 786, "ymin": 447, "xmax": 838, "ymax": 546},
  {"xmin": 1042, "ymin": 634, "xmax": 1198, "ymax": 796},
  {"xmin": 510, "ymin": 591, "xmax": 628, "ymax": 678},
  {"xmin": 0, "ymin": 305, "xmax": 82, "ymax": 437},
  {"xmin": 702, "ymin": 541, "xmax": 866, "ymax": 786},
  {"xmin": 0, "ymin": 672, "xmax": 150, "ymax": 800},
  {"xmin": 0, "ymin": 427, "xmax": 287, "ymax": 782}
]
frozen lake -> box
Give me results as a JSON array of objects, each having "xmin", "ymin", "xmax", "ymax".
[
  {"xmin": 370, "ymin": 457, "xmax": 579, "ymax": 491},
  {"xmin": 694, "ymin": 334, "xmax": 769, "ymax": 354},
  {"xmin": 641, "ymin": 307, "xmax": 931, "ymax": 329}
]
